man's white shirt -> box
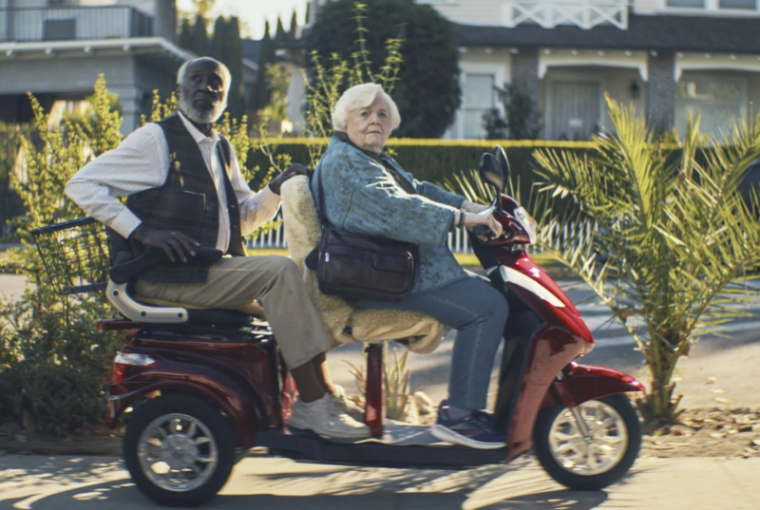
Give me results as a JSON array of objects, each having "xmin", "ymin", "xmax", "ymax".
[{"xmin": 65, "ymin": 112, "xmax": 281, "ymax": 252}]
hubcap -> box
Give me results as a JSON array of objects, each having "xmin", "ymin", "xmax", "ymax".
[
  {"xmin": 137, "ymin": 413, "xmax": 218, "ymax": 492},
  {"xmin": 548, "ymin": 400, "xmax": 628, "ymax": 476}
]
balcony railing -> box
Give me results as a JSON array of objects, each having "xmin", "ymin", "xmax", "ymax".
[
  {"xmin": 501, "ymin": 0, "xmax": 630, "ymax": 29},
  {"xmin": 0, "ymin": 6, "xmax": 153, "ymax": 43}
]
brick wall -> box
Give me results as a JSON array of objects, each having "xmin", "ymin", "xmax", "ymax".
[{"xmin": 646, "ymin": 52, "xmax": 675, "ymax": 131}]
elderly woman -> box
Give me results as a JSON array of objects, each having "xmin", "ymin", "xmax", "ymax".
[{"xmin": 313, "ymin": 83, "xmax": 510, "ymax": 450}]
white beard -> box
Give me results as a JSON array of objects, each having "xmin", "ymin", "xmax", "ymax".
[{"xmin": 178, "ymin": 95, "xmax": 227, "ymax": 124}]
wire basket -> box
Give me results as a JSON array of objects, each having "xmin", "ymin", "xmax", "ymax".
[{"xmin": 29, "ymin": 217, "xmax": 111, "ymax": 295}]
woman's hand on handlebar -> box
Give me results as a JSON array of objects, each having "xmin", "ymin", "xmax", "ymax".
[
  {"xmin": 461, "ymin": 200, "xmax": 490, "ymax": 215},
  {"xmin": 131, "ymin": 225, "xmax": 200, "ymax": 263},
  {"xmin": 463, "ymin": 207, "xmax": 503, "ymax": 239}
]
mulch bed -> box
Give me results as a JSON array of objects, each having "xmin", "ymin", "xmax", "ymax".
[{"xmin": 642, "ymin": 408, "xmax": 760, "ymax": 459}]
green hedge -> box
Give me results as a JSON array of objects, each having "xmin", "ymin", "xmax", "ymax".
[{"xmin": 247, "ymin": 138, "xmax": 596, "ymax": 200}]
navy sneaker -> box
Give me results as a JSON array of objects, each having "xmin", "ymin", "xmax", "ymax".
[{"xmin": 430, "ymin": 402, "xmax": 506, "ymax": 450}]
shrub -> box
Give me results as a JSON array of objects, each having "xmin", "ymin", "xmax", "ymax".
[
  {"xmin": 0, "ymin": 76, "xmax": 124, "ymax": 435},
  {"xmin": 247, "ymin": 138, "xmax": 595, "ymax": 203}
]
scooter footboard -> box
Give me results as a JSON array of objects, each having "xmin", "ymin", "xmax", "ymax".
[{"xmin": 548, "ymin": 362, "xmax": 646, "ymax": 409}]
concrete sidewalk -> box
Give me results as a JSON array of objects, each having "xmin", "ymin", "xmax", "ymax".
[{"xmin": 0, "ymin": 452, "xmax": 759, "ymax": 509}]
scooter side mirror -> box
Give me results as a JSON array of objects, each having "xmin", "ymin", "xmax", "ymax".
[
  {"xmin": 479, "ymin": 153, "xmax": 506, "ymax": 194},
  {"xmin": 495, "ymin": 145, "xmax": 511, "ymax": 183}
]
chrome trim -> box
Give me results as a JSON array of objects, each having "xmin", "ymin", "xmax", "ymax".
[
  {"xmin": 548, "ymin": 400, "xmax": 628, "ymax": 476},
  {"xmin": 138, "ymin": 413, "xmax": 219, "ymax": 492}
]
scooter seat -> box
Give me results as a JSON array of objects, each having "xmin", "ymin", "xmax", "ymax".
[
  {"xmin": 135, "ymin": 295, "xmax": 266, "ymax": 319},
  {"xmin": 280, "ymin": 176, "xmax": 447, "ymax": 354}
]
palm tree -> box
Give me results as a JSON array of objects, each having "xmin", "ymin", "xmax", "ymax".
[{"xmin": 531, "ymin": 96, "xmax": 760, "ymax": 424}]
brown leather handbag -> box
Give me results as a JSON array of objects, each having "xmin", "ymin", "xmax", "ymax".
[{"xmin": 306, "ymin": 163, "xmax": 418, "ymax": 302}]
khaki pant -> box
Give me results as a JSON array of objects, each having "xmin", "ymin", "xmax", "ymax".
[{"xmin": 135, "ymin": 256, "xmax": 332, "ymax": 369}]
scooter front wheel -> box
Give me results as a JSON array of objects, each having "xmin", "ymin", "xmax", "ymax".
[
  {"xmin": 533, "ymin": 394, "xmax": 641, "ymax": 491},
  {"xmin": 123, "ymin": 394, "xmax": 236, "ymax": 507}
]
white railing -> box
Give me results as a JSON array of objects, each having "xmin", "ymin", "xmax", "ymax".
[
  {"xmin": 247, "ymin": 223, "xmax": 476, "ymax": 253},
  {"xmin": 501, "ymin": 0, "xmax": 629, "ymax": 30},
  {"xmin": 247, "ymin": 221, "xmax": 596, "ymax": 255}
]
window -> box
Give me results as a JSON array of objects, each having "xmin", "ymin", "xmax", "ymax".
[
  {"xmin": 43, "ymin": 19, "xmax": 76, "ymax": 40},
  {"xmin": 720, "ymin": 0, "xmax": 756, "ymax": 8},
  {"xmin": 675, "ymin": 76, "xmax": 747, "ymax": 138},
  {"xmin": 666, "ymin": 0, "xmax": 704, "ymax": 6},
  {"xmin": 463, "ymin": 74, "xmax": 495, "ymax": 139}
]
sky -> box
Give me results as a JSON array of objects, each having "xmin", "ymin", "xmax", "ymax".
[{"xmin": 176, "ymin": 0, "xmax": 310, "ymax": 40}]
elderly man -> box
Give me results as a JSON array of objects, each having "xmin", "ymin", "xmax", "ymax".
[{"xmin": 65, "ymin": 57, "xmax": 368, "ymax": 439}]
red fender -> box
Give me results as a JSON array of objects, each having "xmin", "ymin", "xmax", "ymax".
[
  {"xmin": 543, "ymin": 362, "xmax": 646, "ymax": 409},
  {"xmin": 106, "ymin": 363, "xmax": 263, "ymax": 448}
]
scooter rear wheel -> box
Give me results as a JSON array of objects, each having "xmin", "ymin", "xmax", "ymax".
[
  {"xmin": 533, "ymin": 394, "xmax": 641, "ymax": 491},
  {"xmin": 124, "ymin": 394, "xmax": 236, "ymax": 507}
]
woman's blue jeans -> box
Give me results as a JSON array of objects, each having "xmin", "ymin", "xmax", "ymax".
[{"xmin": 357, "ymin": 276, "xmax": 509, "ymax": 410}]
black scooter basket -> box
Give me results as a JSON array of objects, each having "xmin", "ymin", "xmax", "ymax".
[{"xmin": 29, "ymin": 217, "xmax": 110, "ymax": 295}]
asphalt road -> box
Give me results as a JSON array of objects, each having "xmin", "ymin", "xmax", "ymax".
[{"xmin": 1, "ymin": 453, "xmax": 760, "ymax": 510}]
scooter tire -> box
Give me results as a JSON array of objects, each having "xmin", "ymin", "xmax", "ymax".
[
  {"xmin": 533, "ymin": 394, "xmax": 641, "ymax": 491},
  {"xmin": 124, "ymin": 394, "xmax": 236, "ymax": 507}
]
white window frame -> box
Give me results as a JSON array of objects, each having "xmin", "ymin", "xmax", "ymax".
[
  {"xmin": 450, "ymin": 62, "xmax": 509, "ymax": 139},
  {"xmin": 675, "ymin": 73, "xmax": 749, "ymax": 138},
  {"xmin": 658, "ymin": 0, "xmax": 760, "ymax": 15}
]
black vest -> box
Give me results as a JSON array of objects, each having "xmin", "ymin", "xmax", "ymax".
[{"xmin": 126, "ymin": 114, "xmax": 244, "ymax": 283}]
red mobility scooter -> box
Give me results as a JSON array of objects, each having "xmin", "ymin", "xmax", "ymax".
[{"xmin": 31, "ymin": 147, "xmax": 644, "ymax": 507}]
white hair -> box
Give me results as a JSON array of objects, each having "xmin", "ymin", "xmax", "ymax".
[
  {"xmin": 176, "ymin": 58, "xmax": 231, "ymax": 92},
  {"xmin": 176, "ymin": 58, "xmax": 230, "ymax": 124},
  {"xmin": 331, "ymin": 83, "xmax": 401, "ymax": 132}
]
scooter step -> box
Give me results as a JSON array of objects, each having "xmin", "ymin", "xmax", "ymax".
[{"xmin": 256, "ymin": 427, "xmax": 509, "ymax": 469}]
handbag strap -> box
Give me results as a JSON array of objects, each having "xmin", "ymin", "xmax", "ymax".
[{"xmin": 315, "ymin": 159, "xmax": 329, "ymax": 230}]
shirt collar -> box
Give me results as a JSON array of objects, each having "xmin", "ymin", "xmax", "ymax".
[{"xmin": 178, "ymin": 111, "xmax": 218, "ymax": 144}]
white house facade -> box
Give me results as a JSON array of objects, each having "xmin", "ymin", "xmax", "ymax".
[
  {"xmin": 295, "ymin": 0, "xmax": 760, "ymax": 140},
  {"xmin": 0, "ymin": 0, "xmax": 193, "ymax": 134},
  {"xmin": 424, "ymin": 0, "xmax": 760, "ymax": 139}
]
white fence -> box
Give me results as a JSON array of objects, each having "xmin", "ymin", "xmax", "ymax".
[
  {"xmin": 246, "ymin": 222, "xmax": 596, "ymax": 255},
  {"xmin": 247, "ymin": 222, "xmax": 477, "ymax": 253}
]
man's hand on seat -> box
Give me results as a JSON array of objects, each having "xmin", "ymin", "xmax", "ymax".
[
  {"xmin": 131, "ymin": 225, "xmax": 200, "ymax": 263},
  {"xmin": 268, "ymin": 163, "xmax": 310, "ymax": 195}
]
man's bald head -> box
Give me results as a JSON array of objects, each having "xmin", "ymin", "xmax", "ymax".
[{"xmin": 177, "ymin": 58, "xmax": 231, "ymax": 91}]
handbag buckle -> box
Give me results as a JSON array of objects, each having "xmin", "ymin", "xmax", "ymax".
[{"xmin": 325, "ymin": 252, "xmax": 330, "ymax": 262}]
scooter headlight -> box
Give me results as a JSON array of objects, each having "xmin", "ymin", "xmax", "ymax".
[{"xmin": 513, "ymin": 207, "xmax": 537, "ymax": 244}]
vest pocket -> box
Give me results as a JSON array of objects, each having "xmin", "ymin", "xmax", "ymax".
[{"xmin": 182, "ymin": 190, "xmax": 207, "ymax": 212}]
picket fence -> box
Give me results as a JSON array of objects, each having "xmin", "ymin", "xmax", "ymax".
[
  {"xmin": 247, "ymin": 222, "xmax": 479, "ymax": 253},
  {"xmin": 246, "ymin": 221, "xmax": 596, "ymax": 255}
]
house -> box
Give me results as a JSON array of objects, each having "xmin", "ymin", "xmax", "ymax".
[
  {"xmin": 430, "ymin": 0, "xmax": 760, "ymax": 140},
  {"xmin": 1, "ymin": 0, "xmax": 189, "ymax": 134},
  {"xmin": 295, "ymin": 0, "xmax": 760, "ymax": 140}
]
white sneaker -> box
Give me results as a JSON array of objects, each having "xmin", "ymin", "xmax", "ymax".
[
  {"xmin": 287, "ymin": 393, "xmax": 370, "ymax": 439},
  {"xmin": 330, "ymin": 385, "xmax": 366, "ymax": 423}
]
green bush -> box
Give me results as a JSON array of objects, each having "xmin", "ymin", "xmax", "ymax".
[
  {"xmin": 247, "ymin": 138, "xmax": 595, "ymax": 201},
  {"xmin": 0, "ymin": 76, "xmax": 124, "ymax": 436},
  {"xmin": 0, "ymin": 362, "xmax": 106, "ymax": 437}
]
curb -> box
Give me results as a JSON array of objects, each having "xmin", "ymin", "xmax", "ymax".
[{"xmin": 0, "ymin": 436, "xmax": 122, "ymax": 457}]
